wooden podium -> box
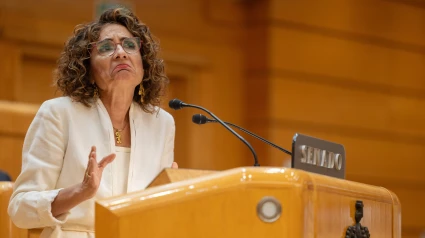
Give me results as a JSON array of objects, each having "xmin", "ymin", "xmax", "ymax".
[{"xmin": 95, "ymin": 167, "xmax": 401, "ymax": 238}]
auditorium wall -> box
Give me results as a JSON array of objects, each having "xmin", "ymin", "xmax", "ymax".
[
  {"xmin": 246, "ymin": 1, "xmax": 425, "ymax": 237},
  {"xmin": 0, "ymin": 0, "xmax": 423, "ymax": 236}
]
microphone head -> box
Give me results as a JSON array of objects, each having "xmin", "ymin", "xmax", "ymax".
[
  {"xmin": 192, "ymin": 114, "xmax": 207, "ymax": 124},
  {"xmin": 169, "ymin": 99, "xmax": 184, "ymax": 110}
]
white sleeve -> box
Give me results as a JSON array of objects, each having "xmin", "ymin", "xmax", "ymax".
[
  {"xmin": 160, "ymin": 116, "xmax": 175, "ymax": 169},
  {"xmin": 8, "ymin": 101, "xmax": 70, "ymax": 229}
]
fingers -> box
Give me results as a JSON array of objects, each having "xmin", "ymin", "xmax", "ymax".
[
  {"xmin": 98, "ymin": 153, "xmax": 116, "ymax": 169},
  {"xmin": 84, "ymin": 146, "xmax": 96, "ymax": 181},
  {"xmin": 86, "ymin": 146, "xmax": 96, "ymax": 165},
  {"xmin": 171, "ymin": 162, "xmax": 178, "ymax": 169},
  {"xmin": 88, "ymin": 146, "xmax": 96, "ymax": 158},
  {"xmin": 85, "ymin": 146, "xmax": 115, "ymax": 179},
  {"xmin": 88, "ymin": 150, "xmax": 97, "ymax": 170}
]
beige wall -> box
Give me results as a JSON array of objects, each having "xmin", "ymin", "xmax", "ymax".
[{"xmin": 0, "ymin": 0, "xmax": 424, "ymax": 236}]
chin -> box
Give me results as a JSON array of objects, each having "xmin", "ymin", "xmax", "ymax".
[{"xmin": 114, "ymin": 74, "xmax": 134, "ymax": 81}]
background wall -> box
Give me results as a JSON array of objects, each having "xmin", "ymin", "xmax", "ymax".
[{"xmin": 0, "ymin": 0, "xmax": 423, "ymax": 236}]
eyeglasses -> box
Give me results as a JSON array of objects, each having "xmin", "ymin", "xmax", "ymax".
[{"xmin": 89, "ymin": 37, "xmax": 141, "ymax": 57}]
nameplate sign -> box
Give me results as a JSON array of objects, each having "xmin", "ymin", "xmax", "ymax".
[{"xmin": 291, "ymin": 133, "xmax": 346, "ymax": 179}]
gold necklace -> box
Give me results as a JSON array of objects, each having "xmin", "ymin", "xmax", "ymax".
[{"xmin": 113, "ymin": 122, "xmax": 128, "ymax": 144}]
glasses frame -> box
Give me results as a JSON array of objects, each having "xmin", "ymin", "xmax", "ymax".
[{"xmin": 88, "ymin": 37, "xmax": 142, "ymax": 57}]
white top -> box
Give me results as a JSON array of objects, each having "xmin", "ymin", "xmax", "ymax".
[
  {"xmin": 112, "ymin": 146, "xmax": 131, "ymax": 196},
  {"xmin": 8, "ymin": 97, "xmax": 175, "ymax": 238}
]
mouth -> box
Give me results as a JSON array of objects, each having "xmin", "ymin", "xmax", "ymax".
[{"xmin": 114, "ymin": 64, "xmax": 131, "ymax": 72}]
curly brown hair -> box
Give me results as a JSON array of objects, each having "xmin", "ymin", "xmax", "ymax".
[{"xmin": 54, "ymin": 7, "xmax": 168, "ymax": 113}]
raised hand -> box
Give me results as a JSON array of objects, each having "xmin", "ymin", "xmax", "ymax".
[
  {"xmin": 81, "ymin": 146, "xmax": 115, "ymax": 199},
  {"xmin": 51, "ymin": 146, "xmax": 115, "ymax": 217}
]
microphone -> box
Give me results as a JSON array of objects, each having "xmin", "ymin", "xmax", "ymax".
[
  {"xmin": 192, "ymin": 114, "xmax": 292, "ymax": 156},
  {"xmin": 169, "ymin": 99, "xmax": 260, "ymax": 166}
]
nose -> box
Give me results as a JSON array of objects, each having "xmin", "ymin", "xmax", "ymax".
[{"xmin": 114, "ymin": 44, "xmax": 127, "ymax": 58}]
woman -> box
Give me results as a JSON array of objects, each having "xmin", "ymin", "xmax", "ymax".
[{"xmin": 8, "ymin": 7, "xmax": 177, "ymax": 238}]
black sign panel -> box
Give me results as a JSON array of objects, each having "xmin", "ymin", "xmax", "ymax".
[{"xmin": 291, "ymin": 133, "xmax": 346, "ymax": 179}]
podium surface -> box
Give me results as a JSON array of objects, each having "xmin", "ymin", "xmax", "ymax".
[{"xmin": 95, "ymin": 167, "xmax": 401, "ymax": 238}]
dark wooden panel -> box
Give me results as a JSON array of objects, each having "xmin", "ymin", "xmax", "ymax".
[
  {"xmin": 0, "ymin": 41, "xmax": 21, "ymax": 101},
  {"xmin": 270, "ymin": 0, "xmax": 425, "ymax": 48},
  {"xmin": 19, "ymin": 56, "xmax": 58, "ymax": 104},
  {"xmin": 267, "ymin": 78, "xmax": 425, "ymax": 138},
  {"xmin": 269, "ymin": 27, "xmax": 425, "ymax": 91}
]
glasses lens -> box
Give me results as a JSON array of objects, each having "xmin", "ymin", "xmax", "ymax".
[
  {"xmin": 122, "ymin": 37, "xmax": 140, "ymax": 54},
  {"xmin": 96, "ymin": 39, "xmax": 115, "ymax": 56}
]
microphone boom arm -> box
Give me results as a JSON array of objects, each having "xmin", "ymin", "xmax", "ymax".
[
  {"xmin": 214, "ymin": 121, "xmax": 292, "ymax": 156},
  {"xmin": 187, "ymin": 104, "xmax": 260, "ymax": 166}
]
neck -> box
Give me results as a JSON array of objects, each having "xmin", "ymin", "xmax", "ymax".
[{"xmin": 100, "ymin": 93, "xmax": 133, "ymax": 129}]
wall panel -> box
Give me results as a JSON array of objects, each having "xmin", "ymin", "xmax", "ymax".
[
  {"xmin": 267, "ymin": 78, "xmax": 425, "ymax": 138},
  {"xmin": 270, "ymin": 0, "xmax": 425, "ymax": 48},
  {"xmin": 269, "ymin": 27, "xmax": 425, "ymax": 91},
  {"xmin": 257, "ymin": 0, "xmax": 425, "ymax": 234},
  {"xmin": 19, "ymin": 56, "xmax": 58, "ymax": 104}
]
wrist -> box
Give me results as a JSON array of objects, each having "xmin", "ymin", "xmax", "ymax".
[{"xmin": 75, "ymin": 183, "xmax": 93, "ymax": 201}]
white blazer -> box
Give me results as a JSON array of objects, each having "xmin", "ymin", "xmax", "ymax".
[{"xmin": 8, "ymin": 97, "xmax": 175, "ymax": 238}]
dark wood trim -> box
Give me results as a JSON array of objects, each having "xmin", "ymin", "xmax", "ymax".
[
  {"xmin": 384, "ymin": 0, "xmax": 425, "ymax": 10},
  {"xmin": 249, "ymin": 68, "xmax": 425, "ymax": 100},
  {"xmin": 254, "ymin": 17, "xmax": 425, "ymax": 55},
  {"xmin": 248, "ymin": 117, "xmax": 425, "ymax": 146}
]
